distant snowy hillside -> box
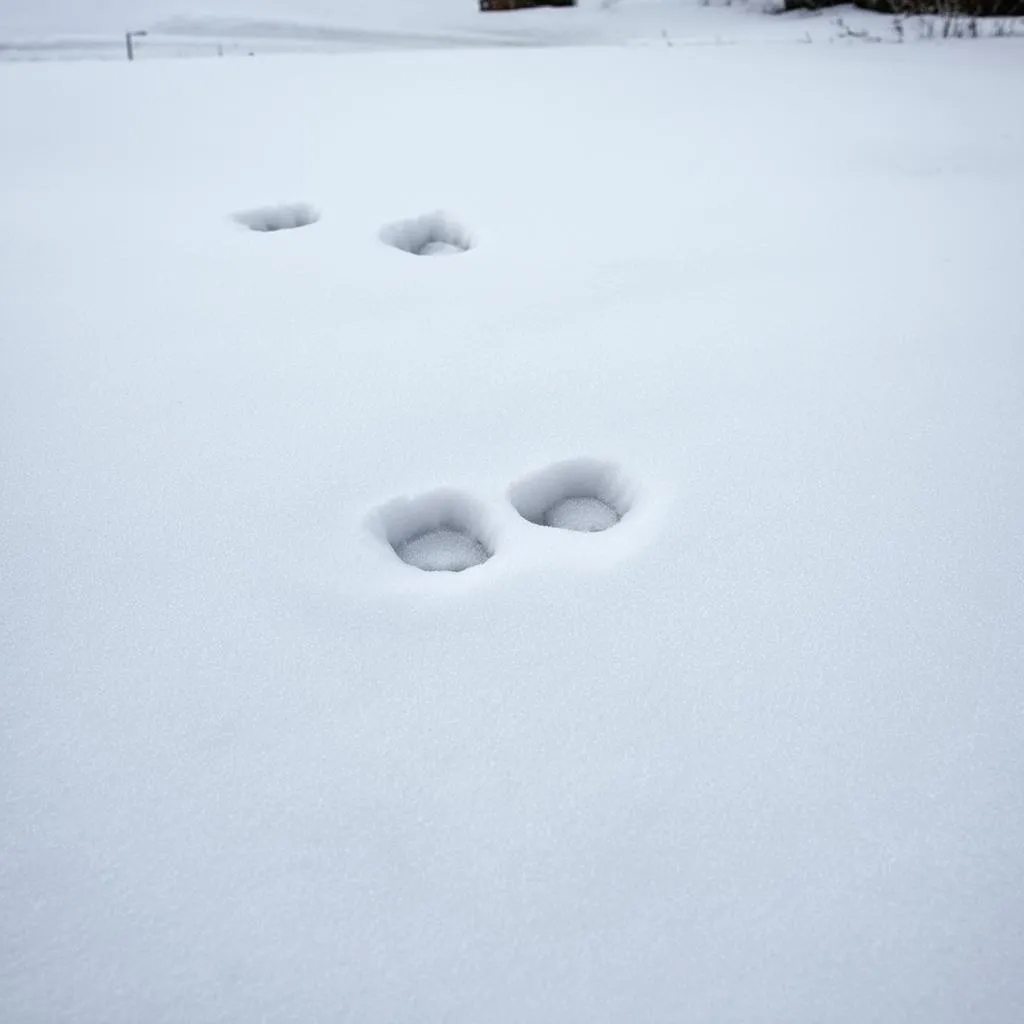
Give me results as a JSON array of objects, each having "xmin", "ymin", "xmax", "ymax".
[
  {"xmin": 7, "ymin": 0, "xmax": 975, "ymax": 63},
  {"xmin": 3, "ymin": 0, "xmax": 517, "ymax": 35}
]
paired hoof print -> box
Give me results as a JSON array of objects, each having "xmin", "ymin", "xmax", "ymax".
[
  {"xmin": 374, "ymin": 490, "xmax": 493, "ymax": 573},
  {"xmin": 380, "ymin": 211, "xmax": 474, "ymax": 257},
  {"xmin": 233, "ymin": 203, "xmax": 320, "ymax": 233},
  {"xmin": 509, "ymin": 459, "xmax": 632, "ymax": 533},
  {"xmin": 370, "ymin": 461, "xmax": 633, "ymax": 578}
]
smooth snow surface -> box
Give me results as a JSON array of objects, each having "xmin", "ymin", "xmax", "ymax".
[
  {"xmin": 396, "ymin": 528, "xmax": 491, "ymax": 571},
  {"xmin": 544, "ymin": 495, "xmax": 620, "ymax": 532},
  {"xmin": 3, "ymin": 26, "xmax": 1024, "ymax": 1024}
]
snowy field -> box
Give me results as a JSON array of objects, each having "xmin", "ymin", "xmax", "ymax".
[
  {"xmin": 3, "ymin": 4, "xmax": 1024, "ymax": 1022},
  {"xmin": 4, "ymin": 0, "xmax": 1020, "ymax": 61}
]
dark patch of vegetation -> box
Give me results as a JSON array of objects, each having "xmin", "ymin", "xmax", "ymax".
[{"xmin": 783, "ymin": 0, "xmax": 1022, "ymax": 15}]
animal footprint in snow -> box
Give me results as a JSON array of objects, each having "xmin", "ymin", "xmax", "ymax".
[
  {"xmin": 371, "ymin": 490, "xmax": 493, "ymax": 573},
  {"xmin": 379, "ymin": 211, "xmax": 474, "ymax": 256},
  {"xmin": 368, "ymin": 459, "xmax": 633, "ymax": 578},
  {"xmin": 509, "ymin": 459, "xmax": 632, "ymax": 533},
  {"xmin": 233, "ymin": 202, "xmax": 319, "ymax": 232}
]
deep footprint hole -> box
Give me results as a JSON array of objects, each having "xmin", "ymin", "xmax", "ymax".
[
  {"xmin": 380, "ymin": 211, "xmax": 474, "ymax": 256},
  {"xmin": 233, "ymin": 203, "xmax": 320, "ymax": 233},
  {"xmin": 372, "ymin": 490, "xmax": 494, "ymax": 573},
  {"xmin": 509, "ymin": 459, "xmax": 633, "ymax": 533}
]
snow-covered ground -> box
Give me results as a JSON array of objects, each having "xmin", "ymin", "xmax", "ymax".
[{"xmin": 3, "ymin": 4, "xmax": 1024, "ymax": 1022}]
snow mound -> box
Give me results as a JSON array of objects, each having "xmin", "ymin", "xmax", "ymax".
[
  {"xmin": 509, "ymin": 458, "xmax": 633, "ymax": 531},
  {"xmin": 544, "ymin": 495, "xmax": 620, "ymax": 532},
  {"xmin": 371, "ymin": 489, "xmax": 494, "ymax": 572},
  {"xmin": 380, "ymin": 211, "xmax": 474, "ymax": 256},
  {"xmin": 233, "ymin": 202, "xmax": 319, "ymax": 232},
  {"xmin": 397, "ymin": 528, "xmax": 489, "ymax": 572}
]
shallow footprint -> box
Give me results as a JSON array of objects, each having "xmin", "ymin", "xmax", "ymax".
[
  {"xmin": 233, "ymin": 202, "xmax": 319, "ymax": 233},
  {"xmin": 379, "ymin": 211, "xmax": 474, "ymax": 256}
]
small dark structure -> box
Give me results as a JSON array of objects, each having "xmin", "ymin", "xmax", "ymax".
[{"xmin": 480, "ymin": 0, "xmax": 576, "ymax": 11}]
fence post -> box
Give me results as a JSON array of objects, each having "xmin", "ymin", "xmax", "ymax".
[{"xmin": 125, "ymin": 30, "xmax": 148, "ymax": 62}]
